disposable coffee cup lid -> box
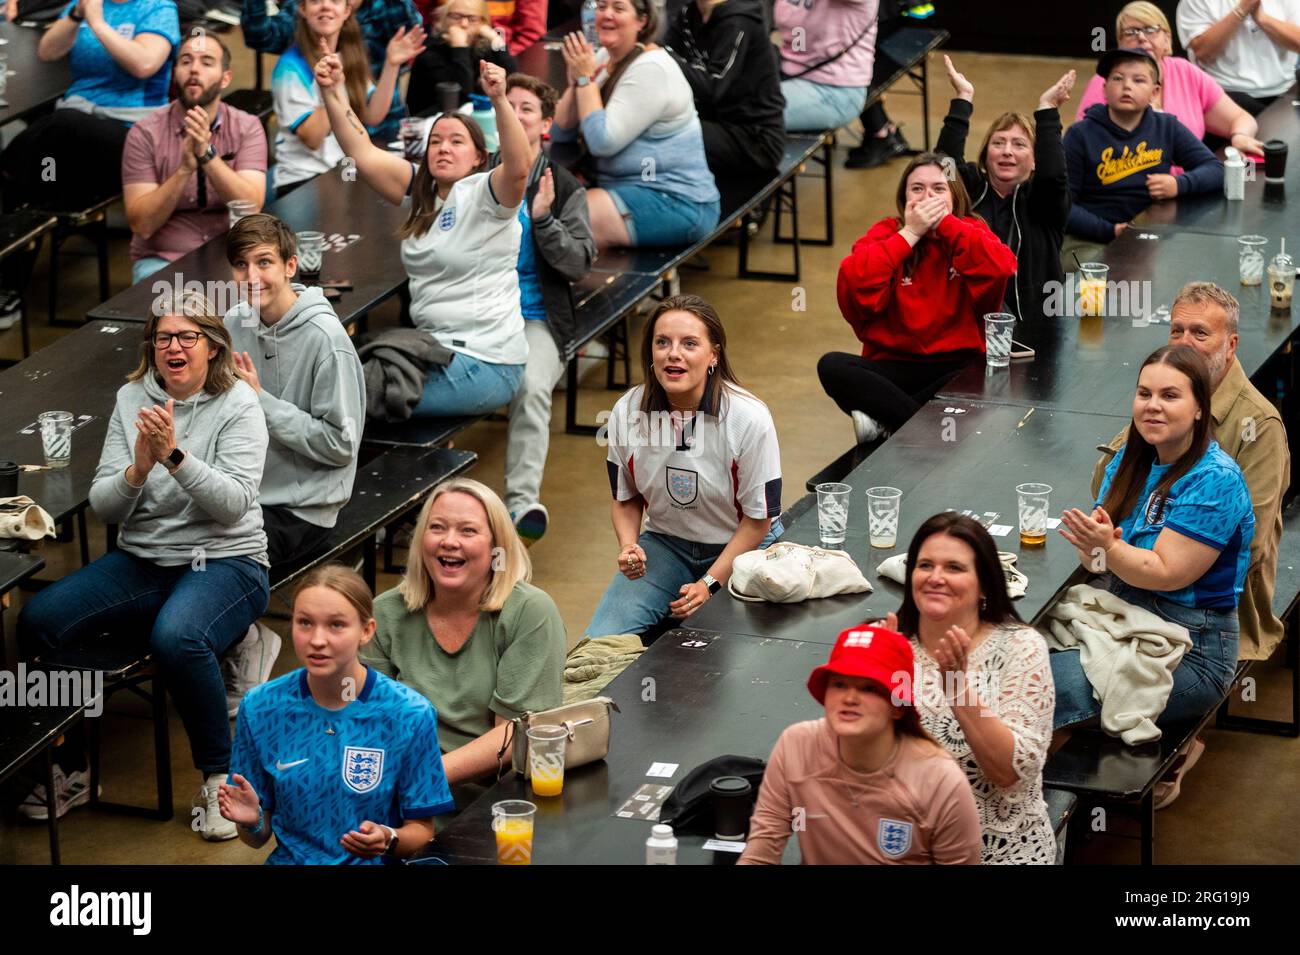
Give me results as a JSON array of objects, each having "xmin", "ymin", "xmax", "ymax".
[{"xmin": 710, "ymin": 776, "xmax": 752, "ymax": 796}]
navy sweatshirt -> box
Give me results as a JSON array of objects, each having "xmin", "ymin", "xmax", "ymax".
[{"xmin": 1063, "ymin": 103, "xmax": 1223, "ymax": 243}]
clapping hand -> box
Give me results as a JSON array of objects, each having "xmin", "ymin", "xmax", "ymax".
[
  {"xmin": 135, "ymin": 400, "xmax": 176, "ymax": 465},
  {"xmin": 314, "ymin": 40, "xmax": 344, "ymax": 89},
  {"xmin": 1059, "ymin": 505, "xmax": 1121, "ymax": 564},
  {"xmin": 943, "ymin": 55, "xmax": 974, "ymax": 101},
  {"xmin": 181, "ymin": 106, "xmax": 212, "ymax": 167},
  {"xmin": 232, "ymin": 352, "xmax": 262, "ymax": 394},
  {"xmin": 386, "ymin": 24, "xmax": 427, "ymax": 67},
  {"xmin": 931, "ymin": 623, "xmax": 973, "ymax": 677},
  {"xmin": 1038, "ymin": 69, "xmax": 1076, "ymax": 110},
  {"xmin": 217, "ymin": 773, "xmax": 261, "ymax": 828},
  {"xmin": 562, "ymin": 32, "xmax": 598, "ymax": 83},
  {"xmin": 532, "ymin": 167, "xmax": 556, "ymax": 219}
]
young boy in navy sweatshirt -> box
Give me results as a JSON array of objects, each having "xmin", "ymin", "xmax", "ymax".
[{"xmin": 1063, "ymin": 48, "xmax": 1222, "ymax": 256}]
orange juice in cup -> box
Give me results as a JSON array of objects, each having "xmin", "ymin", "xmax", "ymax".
[
  {"xmin": 527, "ymin": 724, "xmax": 569, "ymax": 798},
  {"xmin": 1078, "ymin": 262, "xmax": 1108, "ymax": 317},
  {"xmin": 492, "ymin": 800, "xmax": 536, "ymax": 865}
]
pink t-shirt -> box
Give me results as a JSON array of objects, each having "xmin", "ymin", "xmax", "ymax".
[
  {"xmin": 1077, "ymin": 54, "xmax": 1223, "ymax": 141},
  {"xmin": 776, "ymin": 0, "xmax": 879, "ymax": 88},
  {"xmin": 122, "ymin": 100, "xmax": 268, "ymax": 263}
]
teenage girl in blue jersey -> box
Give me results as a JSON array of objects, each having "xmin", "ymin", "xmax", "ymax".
[{"xmin": 220, "ymin": 564, "xmax": 454, "ymax": 863}]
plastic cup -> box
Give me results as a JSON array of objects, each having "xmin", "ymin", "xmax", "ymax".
[
  {"xmin": 1269, "ymin": 252, "xmax": 1295, "ymax": 310},
  {"xmin": 295, "ymin": 231, "xmax": 324, "ymax": 284},
  {"xmin": 815, "ymin": 482, "xmax": 851, "ymax": 546},
  {"xmin": 1016, "ymin": 483, "xmax": 1052, "ymax": 547},
  {"xmin": 526, "ymin": 724, "xmax": 568, "ymax": 798},
  {"xmin": 227, "ymin": 199, "xmax": 257, "ymax": 229},
  {"xmin": 1078, "ymin": 262, "xmax": 1108, "ymax": 317},
  {"xmin": 400, "ymin": 117, "xmax": 426, "ymax": 161},
  {"xmin": 984, "ymin": 313, "xmax": 1015, "ymax": 368},
  {"xmin": 1238, "ymin": 235, "xmax": 1268, "ymax": 286},
  {"xmin": 866, "ymin": 486, "xmax": 902, "ymax": 549},
  {"xmin": 38, "ymin": 411, "xmax": 73, "ymax": 469},
  {"xmin": 491, "ymin": 800, "xmax": 537, "ymax": 865}
]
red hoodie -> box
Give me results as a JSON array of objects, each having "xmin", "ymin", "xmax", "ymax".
[{"xmin": 836, "ymin": 214, "xmax": 1017, "ymax": 362}]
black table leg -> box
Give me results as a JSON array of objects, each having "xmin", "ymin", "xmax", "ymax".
[{"xmin": 45, "ymin": 746, "xmax": 61, "ymax": 865}]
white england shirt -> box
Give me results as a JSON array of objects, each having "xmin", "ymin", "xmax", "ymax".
[{"xmin": 603, "ymin": 382, "xmax": 783, "ymax": 544}]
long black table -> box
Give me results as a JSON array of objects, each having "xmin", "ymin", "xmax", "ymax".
[
  {"xmin": 412, "ymin": 629, "xmax": 812, "ymax": 865},
  {"xmin": 0, "ymin": 20, "xmax": 69, "ymax": 126},
  {"xmin": 689, "ymin": 398, "xmax": 1130, "ymax": 643},
  {"xmin": 937, "ymin": 228, "xmax": 1300, "ymax": 414},
  {"xmin": 0, "ymin": 321, "xmax": 139, "ymax": 561},
  {"xmin": 87, "ymin": 172, "xmax": 411, "ymax": 325}
]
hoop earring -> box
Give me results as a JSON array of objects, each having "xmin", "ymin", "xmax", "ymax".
[
  {"xmin": 979, "ymin": 597, "xmax": 987, "ymax": 613},
  {"xmin": 708, "ymin": 364, "xmax": 716, "ymax": 376}
]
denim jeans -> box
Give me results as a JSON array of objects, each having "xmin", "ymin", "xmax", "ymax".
[
  {"xmin": 604, "ymin": 185, "xmax": 721, "ymax": 247},
  {"xmin": 1050, "ymin": 578, "xmax": 1239, "ymax": 730},
  {"xmin": 18, "ymin": 550, "xmax": 271, "ymax": 775},
  {"xmin": 585, "ymin": 521, "xmax": 783, "ymax": 637},
  {"xmin": 780, "ymin": 79, "xmax": 867, "ymax": 132},
  {"xmin": 411, "ymin": 351, "xmax": 525, "ymax": 419}
]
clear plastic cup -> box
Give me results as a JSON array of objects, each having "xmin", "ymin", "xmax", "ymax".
[
  {"xmin": 227, "ymin": 199, "xmax": 257, "ymax": 229},
  {"xmin": 1268, "ymin": 251, "xmax": 1295, "ymax": 309},
  {"xmin": 984, "ymin": 313, "xmax": 1015, "ymax": 368},
  {"xmin": 296, "ymin": 231, "xmax": 325, "ymax": 284},
  {"xmin": 492, "ymin": 800, "xmax": 537, "ymax": 865},
  {"xmin": 1016, "ymin": 483, "xmax": 1052, "ymax": 547},
  {"xmin": 815, "ymin": 482, "xmax": 851, "ymax": 546},
  {"xmin": 866, "ymin": 486, "xmax": 902, "ymax": 549},
  {"xmin": 1238, "ymin": 235, "xmax": 1268, "ymax": 286},
  {"xmin": 526, "ymin": 724, "xmax": 568, "ymax": 798},
  {"xmin": 38, "ymin": 411, "xmax": 73, "ymax": 469},
  {"xmin": 399, "ymin": 117, "xmax": 426, "ymax": 160},
  {"xmin": 1078, "ymin": 262, "xmax": 1108, "ymax": 317},
  {"xmin": 0, "ymin": 54, "xmax": 9, "ymax": 98}
]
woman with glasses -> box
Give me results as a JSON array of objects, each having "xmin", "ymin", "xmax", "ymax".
[
  {"xmin": 408, "ymin": 0, "xmax": 518, "ymax": 112},
  {"xmin": 1077, "ymin": 2, "xmax": 1263, "ymax": 154},
  {"xmin": 17, "ymin": 292, "xmax": 271, "ymax": 841}
]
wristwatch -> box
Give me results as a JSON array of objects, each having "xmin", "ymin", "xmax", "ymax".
[
  {"xmin": 382, "ymin": 825, "xmax": 400, "ymax": 857},
  {"xmin": 576, "ymin": 75, "xmax": 592, "ymax": 87},
  {"xmin": 166, "ymin": 448, "xmax": 185, "ymax": 470},
  {"xmin": 68, "ymin": 6, "xmax": 84, "ymax": 22},
  {"xmin": 701, "ymin": 573, "xmax": 721, "ymax": 595},
  {"xmin": 197, "ymin": 144, "xmax": 218, "ymax": 165}
]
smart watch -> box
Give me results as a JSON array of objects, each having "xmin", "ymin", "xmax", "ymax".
[
  {"xmin": 576, "ymin": 75, "xmax": 592, "ymax": 87},
  {"xmin": 701, "ymin": 574, "xmax": 721, "ymax": 595},
  {"xmin": 68, "ymin": 7, "xmax": 85, "ymax": 22},
  {"xmin": 167, "ymin": 448, "xmax": 185, "ymax": 469},
  {"xmin": 197, "ymin": 144, "xmax": 218, "ymax": 165}
]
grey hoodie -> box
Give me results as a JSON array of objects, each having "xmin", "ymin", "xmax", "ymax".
[
  {"xmin": 91, "ymin": 373, "xmax": 269, "ymax": 567},
  {"xmin": 224, "ymin": 285, "xmax": 365, "ymax": 527}
]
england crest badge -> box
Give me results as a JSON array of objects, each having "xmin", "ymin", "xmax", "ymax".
[
  {"xmin": 877, "ymin": 818, "xmax": 913, "ymax": 858},
  {"xmin": 438, "ymin": 206, "xmax": 456, "ymax": 231},
  {"xmin": 666, "ymin": 467, "xmax": 698, "ymax": 506},
  {"xmin": 342, "ymin": 746, "xmax": 385, "ymax": 794}
]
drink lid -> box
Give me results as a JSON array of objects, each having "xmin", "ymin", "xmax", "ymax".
[
  {"xmin": 1271, "ymin": 252, "xmax": 1293, "ymax": 269},
  {"xmin": 709, "ymin": 776, "xmax": 752, "ymax": 796}
]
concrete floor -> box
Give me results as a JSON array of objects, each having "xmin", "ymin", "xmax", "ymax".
[{"xmin": 1, "ymin": 45, "xmax": 1297, "ymax": 864}]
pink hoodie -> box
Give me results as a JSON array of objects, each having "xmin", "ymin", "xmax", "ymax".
[{"xmin": 775, "ymin": 0, "xmax": 878, "ymax": 88}]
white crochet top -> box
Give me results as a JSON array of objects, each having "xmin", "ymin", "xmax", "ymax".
[{"xmin": 910, "ymin": 624, "xmax": 1057, "ymax": 865}]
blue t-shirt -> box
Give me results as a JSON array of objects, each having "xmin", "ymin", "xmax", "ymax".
[
  {"xmin": 516, "ymin": 204, "xmax": 547, "ymax": 322},
  {"xmin": 61, "ymin": 0, "xmax": 180, "ymax": 110},
  {"xmin": 230, "ymin": 667, "xmax": 454, "ymax": 865},
  {"xmin": 1096, "ymin": 441, "xmax": 1254, "ymax": 610}
]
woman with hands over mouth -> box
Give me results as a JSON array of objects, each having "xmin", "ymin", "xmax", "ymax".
[
  {"xmin": 819, "ymin": 152, "xmax": 1017, "ymax": 446},
  {"xmin": 17, "ymin": 292, "xmax": 270, "ymax": 841},
  {"xmin": 935, "ymin": 55, "xmax": 1075, "ymax": 321},
  {"xmin": 1052, "ymin": 344, "xmax": 1254, "ymax": 732},
  {"xmin": 874, "ymin": 513, "xmax": 1057, "ymax": 864},
  {"xmin": 317, "ymin": 52, "xmax": 533, "ymax": 420},
  {"xmin": 407, "ymin": 0, "xmax": 517, "ymax": 112}
]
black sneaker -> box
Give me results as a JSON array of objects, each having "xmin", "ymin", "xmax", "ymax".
[{"xmin": 845, "ymin": 128, "xmax": 911, "ymax": 169}]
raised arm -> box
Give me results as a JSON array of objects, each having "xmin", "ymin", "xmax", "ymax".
[
  {"xmin": 37, "ymin": 6, "xmax": 82, "ymax": 61},
  {"xmin": 1252, "ymin": 3, "xmax": 1300, "ymax": 54},
  {"xmin": 316, "ymin": 47, "xmax": 415, "ymax": 206},
  {"xmin": 240, "ymin": 0, "xmax": 297, "ymax": 55},
  {"xmin": 1025, "ymin": 70, "xmax": 1075, "ymax": 230},
  {"xmin": 367, "ymin": 25, "xmax": 428, "ymax": 127},
  {"xmin": 1183, "ymin": 0, "xmax": 1253, "ymax": 64},
  {"xmin": 482, "ymin": 61, "xmax": 529, "ymax": 210}
]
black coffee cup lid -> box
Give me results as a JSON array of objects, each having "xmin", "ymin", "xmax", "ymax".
[
  {"xmin": 1264, "ymin": 140, "xmax": 1287, "ymax": 150},
  {"xmin": 0, "ymin": 460, "xmax": 17, "ymax": 473},
  {"xmin": 710, "ymin": 775, "xmax": 752, "ymax": 796}
]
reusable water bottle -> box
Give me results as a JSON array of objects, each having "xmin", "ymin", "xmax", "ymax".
[
  {"xmin": 1224, "ymin": 147, "xmax": 1246, "ymax": 201},
  {"xmin": 582, "ymin": 0, "xmax": 600, "ymax": 47}
]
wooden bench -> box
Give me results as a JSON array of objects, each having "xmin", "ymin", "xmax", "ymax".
[
  {"xmin": 43, "ymin": 194, "xmax": 118, "ymax": 328},
  {"xmin": 0, "ymin": 211, "xmax": 57, "ymax": 364}
]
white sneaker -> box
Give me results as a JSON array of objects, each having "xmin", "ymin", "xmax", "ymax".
[
  {"xmin": 512, "ymin": 502, "xmax": 549, "ymax": 547},
  {"xmin": 223, "ymin": 622, "xmax": 282, "ymax": 718},
  {"xmin": 0, "ymin": 306, "xmax": 19, "ymax": 332},
  {"xmin": 851, "ymin": 411, "xmax": 887, "ymax": 445},
  {"xmin": 17, "ymin": 765, "xmax": 97, "ymax": 821},
  {"xmin": 193, "ymin": 775, "xmax": 238, "ymax": 841}
]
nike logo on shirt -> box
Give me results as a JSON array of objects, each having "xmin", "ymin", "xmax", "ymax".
[{"xmin": 276, "ymin": 758, "xmax": 310, "ymax": 770}]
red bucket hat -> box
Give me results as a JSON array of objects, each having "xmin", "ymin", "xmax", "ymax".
[{"xmin": 807, "ymin": 625, "xmax": 915, "ymax": 706}]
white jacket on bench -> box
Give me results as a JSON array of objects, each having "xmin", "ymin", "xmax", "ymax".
[{"xmin": 1043, "ymin": 584, "xmax": 1193, "ymax": 744}]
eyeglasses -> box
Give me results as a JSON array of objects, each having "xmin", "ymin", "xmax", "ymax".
[
  {"xmin": 445, "ymin": 12, "xmax": 482, "ymax": 23},
  {"xmin": 153, "ymin": 331, "xmax": 205, "ymax": 349},
  {"xmin": 1120, "ymin": 25, "xmax": 1164, "ymax": 38}
]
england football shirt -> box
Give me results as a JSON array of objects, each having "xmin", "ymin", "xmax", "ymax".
[
  {"xmin": 230, "ymin": 667, "xmax": 454, "ymax": 865},
  {"xmin": 604, "ymin": 381, "xmax": 782, "ymax": 544},
  {"xmin": 1096, "ymin": 440, "xmax": 1254, "ymax": 610}
]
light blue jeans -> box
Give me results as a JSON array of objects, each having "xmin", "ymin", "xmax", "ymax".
[
  {"xmin": 1051, "ymin": 578, "xmax": 1240, "ymax": 730},
  {"xmin": 411, "ymin": 352, "xmax": 525, "ymax": 419},
  {"xmin": 585, "ymin": 521, "xmax": 783, "ymax": 637},
  {"xmin": 781, "ymin": 79, "xmax": 867, "ymax": 132},
  {"xmin": 132, "ymin": 256, "xmax": 171, "ymax": 283}
]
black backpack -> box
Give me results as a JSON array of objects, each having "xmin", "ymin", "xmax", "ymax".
[{"xmin": 658, "ymin": 755, "xmax": 767, "ymax": 837}]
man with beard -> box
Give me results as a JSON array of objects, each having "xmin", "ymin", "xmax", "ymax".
[
  {"xmin": 122, "ymin": 28, "xmax": 267, "ymax": 283},
  {"xmin": 1091, "ymin": 280, "xmax": 1290, "ymax": 808}
]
